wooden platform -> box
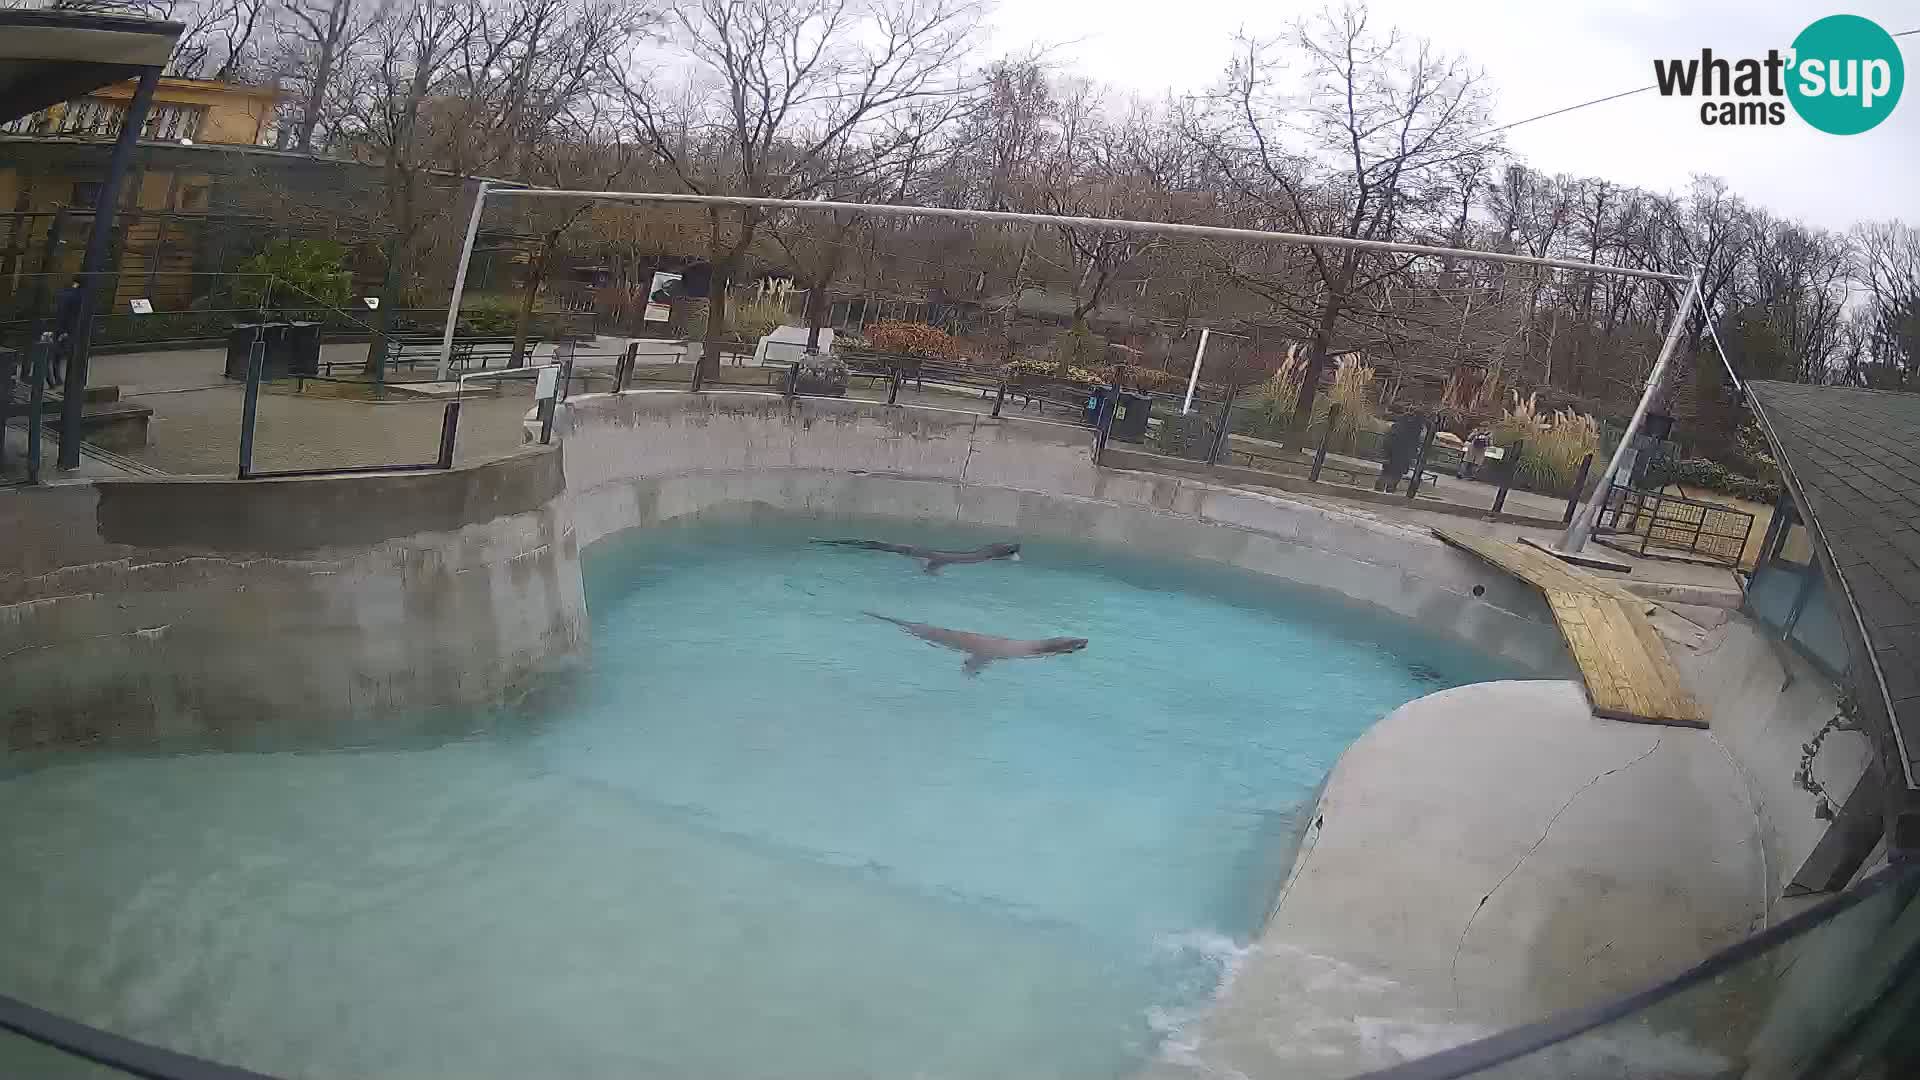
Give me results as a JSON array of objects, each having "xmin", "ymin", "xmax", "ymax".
[{"xmin": 1433, "ymin": 526, "xmax": 1706, "ymax": 728}]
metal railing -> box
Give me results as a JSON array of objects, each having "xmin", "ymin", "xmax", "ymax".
[
  {"xmin": 2, "ymin": 861, "xmax": 1910, "ymax": 1079},
  {"xmin": 1594, "ymin": 483, "xmax": 1756, "ymax": 567}
]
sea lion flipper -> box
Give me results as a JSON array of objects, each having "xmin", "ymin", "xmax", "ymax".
[
  {"xmin": 921, "ymin": 559, "xmax": 945, "ymax": 575},
  {"xmin": 961, "ymin": 655, "xmax": 990, "ymax": 676}
]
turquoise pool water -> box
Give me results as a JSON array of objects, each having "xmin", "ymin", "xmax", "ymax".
[{"xmin": 0, "ymin": 518, "xmax": 1520, "ymax": 1079}]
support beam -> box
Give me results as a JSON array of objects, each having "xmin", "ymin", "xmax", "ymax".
[
  {"xmin": 1561, "ymin": 270, "xmax": 1703, "ymax": 553},
  {"xmin": 58, "ymin": 65, "xmax": 158, "ymax": 469},
  {"xmin": 437, "ymin": 180, "xmax": 489, "ymax": 381}
]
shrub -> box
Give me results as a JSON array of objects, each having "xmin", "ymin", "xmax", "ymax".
[
  {"xmin": 456, "ymin": 293, "xmax": 522, "ymax": 335},
  {"xmin": 1005, "ymin": 357, "xmax": 1100, "ymax": 384},
  {"xmin": 1324, "ymin": 355, "xmax": 1376, "ymax": 445},
  {"xmin": 868, "ymin": 320, "xmax": 956, "ymax": 357},
  {"xmin": 1491, "ymin": 392, "xmax": 1601, "ymax": 492},
  {"xmin": 1648, "ymin": 457, "xmax": 1779, "ymax": 502},
  {"xmin": 1050, "ymin": 326, "xmax": 1104, "ymax": 372},
  {"xmin": 232, "ymin": 238, "xmax": 351, "ymax": 314},
  {"xmin": 728, "ymin": 294, "xmax": 792, "ymax": 343}
]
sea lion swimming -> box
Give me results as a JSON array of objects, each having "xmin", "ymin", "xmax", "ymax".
[
  {"xmin": 812, "ymin": 538, "xmax": 1021, "ymax": 574},
  {"xmin": 865, "ymin": 612, "xmax": 1087, "ymax": 676}
]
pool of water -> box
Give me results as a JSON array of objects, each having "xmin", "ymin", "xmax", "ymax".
[{"xmin": 0, "ymin": 517, "xmax": 1522, "ymax": 1079}]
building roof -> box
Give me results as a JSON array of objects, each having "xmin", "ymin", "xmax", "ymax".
[
  {"xmin": 0, "ymin": 9, "xmax": 182, "ymax": 125},
  {"xmin": 1747, "ymin": 380, "xmax": 1920, "ymax": 851}
]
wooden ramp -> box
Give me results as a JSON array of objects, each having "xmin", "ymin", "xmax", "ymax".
[{"xmin": 1433, "ymin": 526, "xmax": 1706, "ymax": 728}]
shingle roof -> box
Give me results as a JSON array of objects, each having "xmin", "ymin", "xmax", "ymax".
[{"xmin": 1747, "ymin": 381, "xmax": 1920, "ymax": 850}]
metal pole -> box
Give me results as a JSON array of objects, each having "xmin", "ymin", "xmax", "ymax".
[
  {"xmin": 436, "ymin": 399, "xmax": 461, "ymax": 468},
  {"xmin": 1562, "ymin": 453, "xmax": 1595, "ymax": 526},
  {"xmin": 991, "ymin": 379, "xmax": 1007, "ymax": 418},
  {"xmin": 1093, "ymin": 384, "xmax": 1118, "ymax": 464},
  {"xmin": 887, "ymin": 368, "xmax": 902, "ymax": 406},
  {"xmin": 487, "ymin": 188, "xmax": 1691, "ymax": 284},
  {"xmin": 22, "ymin": 210, "xmax": 69, "ymax": 369},
  {"xmin": 1561, "ymin": 270, "xmax": 1703, "ymax": 551},
  {"xmin": 1406, "ymin": 422, "xmax": 1438, "ymax": 501},
  {"xmin": 1310, "ymin": 404, "xmax": 1341, "ymax": 483},
  {"xmin": 26, "ymin": 334, "xmax": 48, "ymax": 484},
  {"xmin": 437, "ymin": 180, "xmax": 490, "ymax": 381},
  {"xmin": 1491, "ymin": 439, "xmax": 1523, "ymax": 516},
  {"xmin": 1182, "ymin": 328, "xmax": 1210, "ymax": 415},
  {"xmin": 60, "ymin": 67, "xmax": 160, "ymax": 470},
  {"xmin": 1206, "ymin": 388, "xmax": 1238, "ymax": 465},
  {"xmin": 237, "ymin": 337, "xmax": 264, "ymax": 479}
]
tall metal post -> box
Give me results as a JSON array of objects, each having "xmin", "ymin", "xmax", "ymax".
[
  {"xmin": 1181, "ymin": 328, "xmax": 1210, "ymax": 415},
  {"xmin": 1206, "ymin": 388, "xmax": 1237, "ymax": 465},
  {"xmin": 1562, "ymin": 453, "xmax": 1595, "ymax": 526},
  {"xmin": 437, "ymin": 180, "xmax": 490, "ymax": 381},
  {"xmin": 1560, "ymin": 270, "xmax": 1703, "ymax": 552},
  {"xmin": 436, "ymin": 400, "xmax": 461, "ymax": 468},
  {"xmin": 26, "ymin": 334, "xmax": 49, "ymax": 483},
  {"xmin": 1491, "ymin": 439, "xmax": 1523, "ymax": 516},
  {"xmin": 60, "ymin": 67, "xmax": 160, "ymax": 469},
  {"xmin": 237, "ymin": 338, "xmax": 264, "ymax": 479},
  {"xmin": 1310, "ymin": 404, "xmax": 1341, "ymax": 483},
  {"xmin": 1406, "ymin": 423, "xmax": 1438, "ymax": 501}
]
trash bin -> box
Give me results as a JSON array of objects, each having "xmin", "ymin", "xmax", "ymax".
[
  {"xmin": 1082, "ymin": 385, "xmax": 1111, "ymax": 426},
  {"xmin": 286, "ymin": 321, "xmax": 322, "ymax": 376},
  {"xmin": 225, "ymin": 323, "xmax": 263, "ymax": 379},
  {"xmin": 1110, "ymin": 391, "xmax": 1152, "ymax": 442}
]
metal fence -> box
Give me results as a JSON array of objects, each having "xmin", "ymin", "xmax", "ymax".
[{"xmin": 1594, "ymin": 483, "xmax": 1755, "ymax": 567}]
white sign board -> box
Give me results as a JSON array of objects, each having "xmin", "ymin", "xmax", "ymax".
[
  {"xmin": 648, "ymin": 271, "xmax": 682, "ymax": 301},
  {"xmin": 535, "ymin": 366, "xmax": 559, "ymax": 400},
  {"xmin": 362, "ymin": 296, "xmax": 380, "ymax": 310},
  {"xmin": 128, "ymin": 298, "xmax": 153, "ymax": 315},
  {"xmin": 644, "ymin": 302, "xmax": 671, "ymax": 323}
]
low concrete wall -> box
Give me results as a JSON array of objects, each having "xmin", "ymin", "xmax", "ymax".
[
  {"xmin": 557, "ymin": 391, "xmax": 1573, "ymax": 673},
  {"xmin": 0, "ymin": 447, "xmax": 586, "ymax": 755}
]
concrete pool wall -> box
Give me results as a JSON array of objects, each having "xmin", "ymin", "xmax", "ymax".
[
  {"xmin": 0, "ymin": 387, "xmax": 1867, "ymax": 1078},
  {"xmin": 0, "ymin": 446, "xmax": 585, "ymax": 756},
  {"xmin": 558, "ymin": 390, "xmax": 1573, "ymax": 674}
]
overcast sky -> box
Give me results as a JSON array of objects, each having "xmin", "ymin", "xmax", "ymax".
[{"xmin": 988, "ymin": 0, "xmax": 1918, "ymax": 232}]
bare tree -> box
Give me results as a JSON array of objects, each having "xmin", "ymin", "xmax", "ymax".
[
  {"xmin": 278, "ymin": 0, "xmax": 367, "ymax": 152},
  {"xmin": 613, "ymin": 0, "xmax": 982, "ymax": 380},
  {"xmin": 1192, "ymin": 2, "xmax": 1497, "ymax": 437},
  {"xmin": 1852, "ymin": 220, "xmax": 1920, "ymax": 386}
]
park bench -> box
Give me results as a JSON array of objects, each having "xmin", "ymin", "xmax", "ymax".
[{"xmin": 324, "ymin": 334, "xmax": 543, "ymax": 376}]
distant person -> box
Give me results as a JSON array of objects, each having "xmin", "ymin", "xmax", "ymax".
[
  {"xmin": 1458, "ymin": 429, "xmax": 1491, "ymax": 480},
  {"xmin": 49, "ymin": 278, "xmax": 83, "ymax": 389},
  {"xmin": 1375, "ymin": 411, "xmax": 1426, "ymax": 493}
]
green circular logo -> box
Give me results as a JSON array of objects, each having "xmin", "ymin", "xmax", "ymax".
[{"xmin": 1787, "ymin": 15, "xmax": 1904, "ymax": 134}]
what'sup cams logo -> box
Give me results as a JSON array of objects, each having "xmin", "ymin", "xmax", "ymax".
[{"xmin": 1654, "ymin": 14, "xmax": 1904, "ymax": 133}]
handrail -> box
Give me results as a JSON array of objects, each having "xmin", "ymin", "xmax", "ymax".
[
  {"xmin": 1351, "ymin": 861, "xmax": 1916, "ymax": 1080},
  {"xmin": 0, "ymin": 991, "xmax": 280, "ymax": 1080}
]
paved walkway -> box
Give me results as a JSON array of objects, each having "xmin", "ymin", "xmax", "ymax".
[{"xmin": 54, "ymin": 344, "xmax": 553, "ymax": 477}]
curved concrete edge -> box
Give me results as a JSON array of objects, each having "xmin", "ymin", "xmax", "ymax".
[
  {"xmin": 558, "ymin": 391, "xmax": 1577, "ymax": 676},
  {"xmin": 1669, "ymin": 613, "xmax": 1873, "ymax": 899},
  {"xmin": 570, "ymin": 468, "xmax": 1573, "ymax": 676},
  {"xmin": 0, "ymin": 447, "xmax": 588, "ymax": 755},
  {"xmin": 1147, "ymin": 680, "xmax": 1769, "ymax": 1080}
]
